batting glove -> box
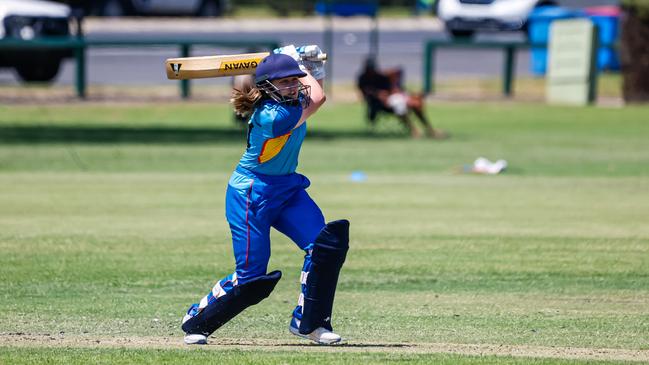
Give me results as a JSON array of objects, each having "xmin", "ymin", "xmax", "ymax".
[
  {"xmin": 303, "ymin": 60, "xmax": 326, "ymax": 80},
  {"xmin": 296, "ymin": 45, "xmax": 326, "ymax": 61},
  {"xmin": 296, "ymin": 45, "xmax": 326, "ymax": 80},
  {"xmin": 272, "ymin": 44, "xmax": 308, "ymax": 72}
]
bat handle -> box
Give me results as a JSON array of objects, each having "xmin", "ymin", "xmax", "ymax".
[{"xmin": 301, "ymin": 53, "xmax": 328, "ymax": 62}]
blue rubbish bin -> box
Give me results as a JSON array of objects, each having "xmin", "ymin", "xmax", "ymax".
[
  {"xmin": 527, "ymin": 6, "xmax": 583, "ymax": 76},
  {"xmin": 315, "ymin": 1, "xmax": 378, "ymax": 17},
  {"xmin": 585, "ymin": 6, "xmax": 621, "ymax": 71}
]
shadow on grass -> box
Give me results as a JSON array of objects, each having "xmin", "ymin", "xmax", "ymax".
[{"xmin": 0, "ymin": 126, "xmax": 409, "ymax": 144}]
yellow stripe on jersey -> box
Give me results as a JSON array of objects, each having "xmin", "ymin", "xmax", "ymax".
[{"xmin": 258, "ymin": 132, "xmax": 292, "ymax": 163}]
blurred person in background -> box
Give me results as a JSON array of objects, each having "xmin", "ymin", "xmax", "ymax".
[{"xmin": 357, "ymin": 57, "xmax": 446, "ymax": 139}]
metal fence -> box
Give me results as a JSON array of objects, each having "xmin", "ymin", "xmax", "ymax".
[
  {"xmin": 0, "ymin": 37, "xmax": 280, "ymax": 99},
  {"xmin": 423, "ymin": 39, "xmax": 533, "ymax": 98},
  {"xmin": 4, "ymin": 36, "xmax": 597, "ymax": 100}
]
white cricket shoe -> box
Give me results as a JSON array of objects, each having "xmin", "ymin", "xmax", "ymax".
[
  {"xmin": 184, "ymin": 333, "xmax": 207, "ymax": 345},
  {"xmin": 289, "ymin": 324, "xmax": 342, "ymax": 345}
]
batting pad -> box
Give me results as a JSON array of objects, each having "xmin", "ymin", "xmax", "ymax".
[
  {"xmin": 299, "ymin": 220, "xmax": 350, "ymax": 334},
  {"xmin": 181, "ymin": 270, "xmax": 282, "ymax": 337}
]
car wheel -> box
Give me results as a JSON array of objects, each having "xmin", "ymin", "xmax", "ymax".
[
  {"xmin": 16, "ymin": 58, "xmax": 62, "ymax": 83},
  {"xmin": 522, "ymin": 21, "xmax": 530, "ymax": 40},
  {"xmin": 536, "ymin": 0, "xmax": 557, "ymax": 7},
  {"xmin": 450, "ymin": 29, "xmax": 475, "ymax": 39},
  {"xmin": 198, "ymin": 0, "xmax": 221, "ymax": 17},
  {"xmin": 101, "ymin": 0, "xmax": 135, "ymax": 16}
]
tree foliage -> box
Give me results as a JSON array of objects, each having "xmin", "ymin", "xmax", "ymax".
[
  {"xmin": 621, "ymin": 0, "xmax": 649, "ymax": 21},
  {"xmin": 620, "ymin": 0, "xmax": 649, "ymax": 102}
]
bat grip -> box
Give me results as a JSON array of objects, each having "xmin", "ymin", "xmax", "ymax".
[{"xmin": 301, "ymin": 53, "xmax": 328, "ymax": 61}]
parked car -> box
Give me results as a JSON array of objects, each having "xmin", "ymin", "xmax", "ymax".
[
  {"xmin": 436, "ymin": 0, "xmax": 557, "ymax": 38},
  {"xmin": 66, "ymin": 0, "xmax": 231, "ymax": 17},
  {"xmin": 0, "ymin": 0, "xmax": 73, "ymax": 82}
]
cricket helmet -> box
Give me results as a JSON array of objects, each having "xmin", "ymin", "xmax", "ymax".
[
  {"xmin": 255, "ymin": 53, "xmax": 310, "ymax": 107},
  {"xmin": 254, "ymin": 53, "xmax": 306, "ymax": 84}
]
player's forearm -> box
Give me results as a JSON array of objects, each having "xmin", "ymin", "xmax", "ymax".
[
  {"xmin": 294, "ymin": 73, "xmax": 325, "ymax": 127},
  {"xmin": 304, "ymin": 73, "xmax": 326, "ymax": 108}
]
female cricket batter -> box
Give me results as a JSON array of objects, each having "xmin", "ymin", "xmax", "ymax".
[{"xmin": 180, "ymin": 46, "xmax": 350, "ymax": 346}]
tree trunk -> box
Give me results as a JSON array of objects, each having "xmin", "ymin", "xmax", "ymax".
[{"xmin": 620, "ymin": 8, "xmax": 649, "ymax": 102}]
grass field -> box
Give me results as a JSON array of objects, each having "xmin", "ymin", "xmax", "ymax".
[{"xmin": 1, "ymin": 101, "xmax": 648, "ymax": 364}]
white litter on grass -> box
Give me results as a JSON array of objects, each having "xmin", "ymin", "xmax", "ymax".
[{"xmin": 471, "ymin": 157, "xmax": 508, "ymax": 175}]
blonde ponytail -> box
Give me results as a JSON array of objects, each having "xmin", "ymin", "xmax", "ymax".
[{"xmin": 230, "ymin": 75, "xmax": 262, "ymax": 118}]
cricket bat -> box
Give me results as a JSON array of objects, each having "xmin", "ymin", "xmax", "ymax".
[{"xmin": 165, "ymin": 52, "xmax": 327, "ymax": 80}]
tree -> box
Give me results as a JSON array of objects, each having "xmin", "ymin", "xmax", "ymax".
[{"xmin": 620, "ymin": 0, "xmax": 649, "ymax": 102}]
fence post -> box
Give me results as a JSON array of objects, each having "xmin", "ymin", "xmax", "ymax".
[
  {"xmin": 181, "ymin": 44, "xmax": 191, "ymax": 99},
  {"xmin": 503, "ymin": 45, "xmax": 515, "ymax": 97},
  {"xmin": 324, "ymin": 14, "xmax": 333, "ymax": 97},
  {"xmin": 423, "ymin": 41, "xmax": 435, "ymax": 95},
  {"xmin": 75, "ymin": 40, "xmax": 86, "ymax": 99},
  {"xmin": 369, "ymin": 12, "xmax": 379, "ymax": 59}
]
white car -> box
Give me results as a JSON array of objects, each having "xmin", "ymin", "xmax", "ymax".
[
  {"xmin": 436, "ymin": 0, "xmax": 557, "ymax": 38},
  {"xmin": 0, "ymin": 0, "xmax": 73, "ymax": 82}
]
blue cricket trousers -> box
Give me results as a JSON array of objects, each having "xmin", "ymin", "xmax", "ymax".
[
  {"xmin": 225, "ymin": 165, "xmax": 325, "ymax": 283},
  {"xmin": 186, "ymin": 166, "xmax": 326, "ymax": 326}
]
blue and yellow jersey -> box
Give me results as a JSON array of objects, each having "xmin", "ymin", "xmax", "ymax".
[{"xmin": 238, "ymin": 99, "xmax": 306, "ymax": 175}]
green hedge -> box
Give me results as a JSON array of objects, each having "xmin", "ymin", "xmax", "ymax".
[{"xmin": 621, "ymin": 0, "xmax": 649, "ymax": 20}]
